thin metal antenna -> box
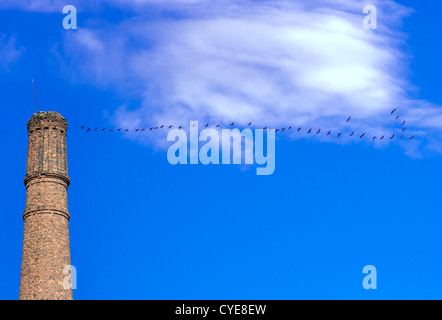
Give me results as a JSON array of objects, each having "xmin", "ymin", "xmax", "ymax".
[{"xmin": 32, "ymin": 79, "xmax": 39, "ymax": 112}]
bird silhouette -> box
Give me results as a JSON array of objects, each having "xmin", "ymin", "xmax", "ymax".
[
  {"xmin": 141, "ymin": 129, "xmax": 146, "ymax": 131},
  {"xmin": 338, "ymin": 133, "xmax": 342, "ymax": 138},
  {"xmin": 154, "ymin": 127, "xmax": 158, "ymax": 129},
  {"xmin": 402, "ymin": 128, "xmax": 406, "ymax": 132},
  {"xmin": 230, "ymin": 122, "xmax": 235, "ymax": 126},
  {"xmin": 409, "ymin": 135, "xmax": 415, "ymax": 140},
  {"xmin": 205, "ymin": 124, "xmax": 208, "ymax": 128},
  {"xmin": 263, "ymin": 127, "xmax": 267, "ymax": 130},
  {"xmin": 248, "ymin": 122, "xmax": 252, "ymax": 126},
  {"xmin": 150, "ymin": 128, "xmax": 153, "ymax": 131},
  {"xmin": 118, "ymin": 128, "xmax": 121, "ymax": 131},
  {"xmin": 347, "ymin": 116, "xmax": 351, "ymax": 122},
  {"xmin": 373, "ymin": 136, "xmax": 376, "ymax": 141},
  {"xmin": 135, "ymin": 129, "xmax": 139, "ymax": 132},
  {"xmin": 297, "ymin": 127, "xmax": 302, "ymax": 132},
  {"xmin": 316, "ymin": 129, "xmax": 321, "ymax": 134},
  {"xmin": 401, "ymin": 121, "xmax": 406, "ymax": 126},
  {"xmin": 288, "ymin": 127, "xmax": 292, "ymax": 130},
  {"xmin": 380, "ymin": 136, "xmax": 385, "ymax": 140},
  {"xmin": 276, "ymin": 129, "xmax": 279, "ymax": 133},
  {"xmin": 179, "ymin": 126, "xmax": 183, "ymax": 130},
  {"xmin": 308, "ymin": 129, "xmax": 312, "ymax": 134},
  {"xmin": 400, "ymin": 135, "xmax": 404, "ymax": 139},
  {"xmin": 81, "ymin": 126, "xmax": 84, "ymax": 129},
  {"xmin": 391, "ymin": 108, "xmax": 397, "ymax": 114},
  {"xmin": 160, "ymin": 125, "xmax": 164, "ymax": 128},
  {"xmin": 396, "ymin": 116, "xmax": 400, "ymax": 120},
  {"xmin": 216, "ymin": 125, "xmax": 220, "ymax": 128},
  {"xmin": 327, "ymin": 131, "xmax": 331, "ymax": 136},
  {"xmin": 390, "ymin": 134, "xmax": 395, "ymax": 139},
  {"xmin": 101, "ymin": 128, "xmax": 105, "ymax": 131},
  {"xmin": 360, "ymin": 133, "xmax": 366, "ymax": 138},
  {"xmin": 94, "ymin": 128, "xmax": 97, "ymax": 131},
  {"xmin": 350, "ymin": 132, "xmax": 354, "ymax": 137},
  {"xmin": 169, "ymin": 125, "xmax": 173, "ymax": 129},
  {"xmin": 282, "ymin": 128, "xmax": 285, "ymax": 132},
  {"xmin": 109, "ymin": 129, "xmax": 114, "ymax": 132},
  {"xmin": 87, "ymin": 128, "xmax": 91, "ymax": 132}
]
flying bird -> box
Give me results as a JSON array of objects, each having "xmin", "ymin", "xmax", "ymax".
[
  {"xmin": 160, "ymin": 125, "xmax": 164, "ymax": 128},
  {"xmin": 396, "ymin": 116, "xmax": 400, "ymax": 120},
  {"xmin": 276, "ymin": 129, "xmax": 279, "ymax": 132},
  {"xmin": 391, "ymin": 108, "xmax": 397, "ymax": 115},
  {"xmin": 338, "ymin": 133, "xmax": 342, "ymax": 138},
  {"xmin": 248, "ymin": 122, "xmax": 252, "ymax": 126},
  {"xmin": 216, "ymin": 125, "xmax": 220, "ymax": 128},
  {"xmin": 118, "ymin": 128, "xmax": 121, "ymax": 131},
  {"xmin": 327, "ymin": 131, "xmax": 331, "ymax": 136},
  {"xmin": 141, "ymin": 129, "xmax": 146, "ymax": 131},
  {"xmin": 81, "ymin": 126, "xmax": 84, "ymax": 129},
  {"xmin": 230, "ymin": 122, "xmax": 235, "ymax": 126},
  {"xmin": 401, "ymin": 121, "xmax": 406, "ymax": 126},
  {"xmin": 350, "ymin": 132, "xmax": 354, "ymax": 137},
  {"xmin": 288, "ymin": 127, "xmax": 292, "ymax": 130},
  {"xmin": 109, "ymin": 129, "xmax": 114, "ymax": 132},
  {"xmin": 282, "ymin": 128, "xmax": 285, "ymax": 132},
  {"xmin": 101, "ymin": 128, "xmax": 105, "ymax": 131},
  {"xmin": 205, "ymin": 124, "xmax": 208, "ymax": 128},
  {"xmin": 347, "ymin": 116, "xmax": 351, "ymax": 122},
  {"xmin": 94, "ymin": 128, "xmax": 97, "ymax": 131},
  {"xmin": 87, "ymin": 128, "xmax": 91, "ymax": 132},
  {"xmin": 154, "ymin": 127, "xmax": 158, "ymax": 129},
  {"xmin": 316, "ymin": 129, "xmax": 321, "ymax": 134},
  {"xmin": 390, "ymin": 134, "xmax": 395, "ymax": 139},
  {"xmin": 297, "ymin": 128, "xmax": 302, "ymax": 132},
  {"xmin": 360, "ymin": 133, "xmax": 366, "ymax": 138},
  {"xmin": 179, "ymin": 126, "xmax": 183, "ymax": 130},
  {"xmin": 409, "ymin": 135, "xmax": 415, "ymax": 140},
  {"xmin": 402, "ymin": 128, "xmax": 406, "ymax": 132},
  {"xmin": 380, "ymin": 136, "xmax": 385, "ymax": 140},
  {"xmin": 150, "ymin": 128, "xmax": 153, "ymax": 131},
  {"xmin": 400, "ymin": 135, "xmax": 404, "ymax": 139},
  {"xmin": 125, "ymin": 129, "xmax": 129, "ymax": 132},
  {"xmin": 169, "ymin": 125, "xmax": 173, "ymax": 129},
  {"xmin": 308, "ymin": 129, "xmax": 312, "ymax": 134},
  {"xmin": 373, "ymin": 136, "xmax": 377, "ymax": 141}
]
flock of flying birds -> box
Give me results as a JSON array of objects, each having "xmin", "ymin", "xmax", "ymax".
[{"xmin": 80, "ymin": 108, "xmax": 415, "ymax": 141}]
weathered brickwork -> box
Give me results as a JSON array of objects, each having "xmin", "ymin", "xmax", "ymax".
[{"xmin": 19, "ymin": 111, "xmax": 73, "ymax": 300}]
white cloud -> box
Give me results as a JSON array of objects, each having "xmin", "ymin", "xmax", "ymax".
[
  {"xmin": 0, "ymin": 34, "xmax": 22, "ymax": 69},
  {"xmin": 14, "ymin": 0, "xmax": 441, "ymax": 155}
]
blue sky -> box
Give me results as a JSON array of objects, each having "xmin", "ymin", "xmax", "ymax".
[{"xmin": 1, "ymin": 0, "xmax": 442, "ymax": 299}]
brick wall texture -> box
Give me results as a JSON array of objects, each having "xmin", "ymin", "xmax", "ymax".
[{"xmin": 19, "ymin": 111, "xmax": 73, "ymax": 300}]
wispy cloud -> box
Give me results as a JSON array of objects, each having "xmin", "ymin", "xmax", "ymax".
[
  {"xmin": 6, "ymin": 0, "xmax": 441, "ymax": 156},
  {"xmin": 0, "ymin": 34, "xmax": 22, "ymax": 69}
]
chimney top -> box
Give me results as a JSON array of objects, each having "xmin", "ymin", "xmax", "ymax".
[
  {"xmin": 28, "ymin": 111, "xmax": 68, "ymax": 132},
  {"xmin": 30, "ymin": 111, "xmax": 65, "ymax": 120}
]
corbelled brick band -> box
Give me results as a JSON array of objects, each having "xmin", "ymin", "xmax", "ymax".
[{"xmin": 19, "ymin": 111, "xmax": 73, "ymax": 300}]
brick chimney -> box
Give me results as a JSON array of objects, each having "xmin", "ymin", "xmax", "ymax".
[{"xmin": 19, "ymin": 111, "xmax": 73, "ymax": 300}]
